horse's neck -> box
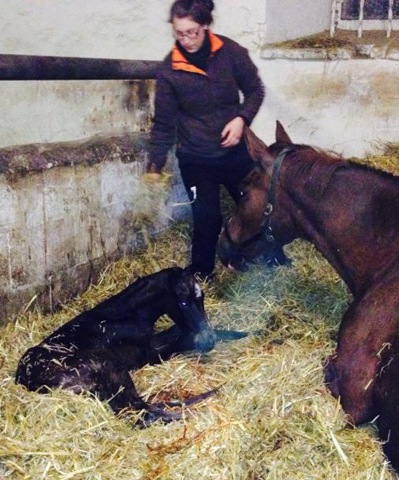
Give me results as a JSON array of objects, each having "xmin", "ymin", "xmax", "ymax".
[
  {"xmin": 283, "ymin": 160, "xmax": 399, "ymax": 295},
  {"xmin": 96, "ymin": 273, "xmax": 173, "ymax": 322}
]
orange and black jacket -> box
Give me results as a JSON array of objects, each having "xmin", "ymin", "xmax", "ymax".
[{"xmin": 149, "ymin": 32, "xmax": 265, "ymax": 172}]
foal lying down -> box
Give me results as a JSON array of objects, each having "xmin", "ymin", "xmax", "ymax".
[{"xmin": 16, "ymin": 267, "xmax": 244, "ymax": 426}]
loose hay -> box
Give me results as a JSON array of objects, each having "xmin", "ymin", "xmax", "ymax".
[
  {"xmin": 354, "ymin": 142, "xmax": 399, "ymax": 178},
  {"xmin": 2, "ymin": 145, "xmax": 399, "ymax": 479}
]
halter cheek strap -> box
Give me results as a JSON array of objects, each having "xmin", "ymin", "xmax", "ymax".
[
  {"xmin": 223, "ymin": 147, "xmax": 292, "ymax": 250},
  {"xmin": 263, "ymin": 147, "xmax": 292, "ymax": 243}
]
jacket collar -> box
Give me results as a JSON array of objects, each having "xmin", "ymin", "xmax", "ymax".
[{"xmin": 171, "ymin": 31, "xmax": 224, "ymax": 76}]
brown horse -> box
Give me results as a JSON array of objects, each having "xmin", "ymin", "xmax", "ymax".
[{"xmin": 217, "ymin": 122, "xmax": 399, "ymax": 471}]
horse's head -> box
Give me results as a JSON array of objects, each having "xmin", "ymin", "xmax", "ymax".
[
  {"xmin": 170, "ymin": 269, "xmax": 216, "ymax": 353},
  {"xmin": 218, "ymin": 122, "xmax": 295, "ymax": 272}
]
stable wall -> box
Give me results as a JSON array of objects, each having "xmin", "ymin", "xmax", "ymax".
[
  {"xmin": 264, "ymin": 0, "xmax": 333, "ymax": 44},
  {"xmin": 0, "ymin": 80, "xmax": 155, "ymax": 148},
  {"xmin": 256, "ymin": 57, "xmax": 399, "ymax": 158},
  {"xmin": 0, "ymin": 80, "xmax": 186, "ymax": 322}
]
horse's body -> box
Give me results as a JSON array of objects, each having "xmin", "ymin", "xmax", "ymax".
[
  {"xmin": 217, "ymin": 123, "xmax": 399, "ymax": 470},
  {"xmin": 16, "ymin": 267, "xmax": 224, "ymax": 426}
]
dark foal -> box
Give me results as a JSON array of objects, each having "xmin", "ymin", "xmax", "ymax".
[
  {"xmin": 16, "ymin": 267, "xmax": 225, "ymax": 426},
  {"xmin": 218, "ymin": 123, "xmax": 399, "ymax": 470}
]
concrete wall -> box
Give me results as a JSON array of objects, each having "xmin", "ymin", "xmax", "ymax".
[
  {"xmin": 0, "ymin": 0, "xmax": 264, "ymax": 60},
  {"xmin": 256, "ymin": 57, "xmax": 399, "ymax": 158},
  {"xmin": 264, "ymin": 0, "xmax": 333, "ymax": 44},
  {"xmin": 0, "ymin": 81, "xmax": 186, "ymax": 322},
  {"xmin": 0, "ymin": 0, "xmax": 332, "ymax": 57},
  {"xmin": 0, "ymin": 80, "xmax": 155, "ymax": 149},
  {"xmin": 0, "ymin": 140, "xmax": 145, "ymax": 320},
  {"xmin": 0, "ymin": 0, "xmax": 172, "ymax": 61}
]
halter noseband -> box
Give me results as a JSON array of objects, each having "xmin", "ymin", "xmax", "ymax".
[{"xmin": 225, "ymin": 147, "xmax": 292, "ymax": 249}]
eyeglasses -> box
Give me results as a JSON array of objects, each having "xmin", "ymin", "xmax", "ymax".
[{"xmin": 173, "ymin": 26, "xmax": 202, "ymax": 41}]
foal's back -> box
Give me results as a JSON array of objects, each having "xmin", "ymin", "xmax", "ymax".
[{"xmin": 39, "ymin": 268, "xmax": 179, "ymax": 352}]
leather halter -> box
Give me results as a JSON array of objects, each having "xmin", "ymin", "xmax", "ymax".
[{"xmin": 224, "ymin": 147, "xmax": 292, "ymax": 249}]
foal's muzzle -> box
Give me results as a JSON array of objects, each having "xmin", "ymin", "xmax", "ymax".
[{"xmin": 194, "ymin": 328, "xmax": 216, "ymax": 353}]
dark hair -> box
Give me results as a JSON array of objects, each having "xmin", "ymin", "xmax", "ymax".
[{"xmin": 169, "ymin": 0, "xmax": 215, "ymax": 26}]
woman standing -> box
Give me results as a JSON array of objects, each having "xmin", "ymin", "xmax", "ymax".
[{"xmin": 148, "ymin": 0, "xmax": 289, "ymax": 279}]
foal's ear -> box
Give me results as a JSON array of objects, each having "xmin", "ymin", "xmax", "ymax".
[
  {"xmin": 275, "ymin": 121, "xmax": 292, "ymax": 144},
  {"xmin": 243, "ymin": 126, "xmax": 274, "ymax": 169}
]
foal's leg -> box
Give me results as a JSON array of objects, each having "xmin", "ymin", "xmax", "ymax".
[
  {"xmin": 69, "ymin": 350, "xmax": 183, "ymax": 426},
  {"xmin": 325, "ymin": 277, "xmax": 399, "ymax": 425},
  {"xmin": 17, "ymin": 347, "xmax": 181, "ymax": 426}
]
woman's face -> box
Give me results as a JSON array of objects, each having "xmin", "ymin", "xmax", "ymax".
[{"xmin": 172, "ymin": 16, "xmax": 207, "ymax": 53}]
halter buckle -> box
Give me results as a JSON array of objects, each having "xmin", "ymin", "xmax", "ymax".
[{"xmin": 264, "ymin": 203, "xmax": 273, "ymax": 216}]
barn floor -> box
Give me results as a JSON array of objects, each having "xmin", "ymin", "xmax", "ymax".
[
  {"xmin": 2, "ymin": 145, "xmax": 399, "ymax": 479},
  {"xmin": 0, "ymin": 219, "xmax": 395, "ymax": 480}
]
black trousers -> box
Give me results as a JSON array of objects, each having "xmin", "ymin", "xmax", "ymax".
[{"xmin": 177, "ymin": 143, "xmax": 254, "ymax": 276}]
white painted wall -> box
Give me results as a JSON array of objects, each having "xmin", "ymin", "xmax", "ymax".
[
  {"xmin": 0, "ymin": 0, "xmax": 333, "ymax": 58},
  {"xmin": 0, "ymin": 0, "xmax": 265, "ymax": 60},
  {"xmin": 265, "ymin": 0, "xmax": 333, "ymax": 44},
  {"xmin": 0, "ymin": 80, "xmax": 154, "ymax": 148},
  {"xmin": 0, "ymin": 0, "xmax": 398, "ymax": 159},
  {"xmin": 254, "ymin": 58, "xmax": 399, "ymax": 157},
  {"xmin": 0, "ymin": 0, "xmax": 172, "ymax": 60}
]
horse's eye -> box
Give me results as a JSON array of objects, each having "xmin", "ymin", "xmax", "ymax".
[
  {"xmin": 179, "ymin": 301, "xmax": 189, "ymax": 308},
  {"xmin": 240, "ymin": 191, "xmax": 246, "ymax": 198}
]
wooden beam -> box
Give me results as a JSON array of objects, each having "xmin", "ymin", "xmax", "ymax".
[{"xmin": 0, "ymin": 55, "xmax": 160, "ymax": 81}]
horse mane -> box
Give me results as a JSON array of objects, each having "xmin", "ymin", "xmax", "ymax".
[
  {"xmin": 283, "ymin": 145, "xmax": 350, "ymax": 199},
  {"xmin": 282, "ymin": 143, "xmax": 399, "ymax": 200}
]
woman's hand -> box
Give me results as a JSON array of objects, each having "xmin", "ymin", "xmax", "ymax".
[
  {"xmin": 143, "ymin": 172, "xmax": 162, "ymax": 184},
  {"xmin": 221, "ymin": 117, "xmax": 245, "ymax": 148}
]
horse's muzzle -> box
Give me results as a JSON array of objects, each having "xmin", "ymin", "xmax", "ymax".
[{"xmin": 217, "ymin": 231, "xmax": 249, "ymax": 272}]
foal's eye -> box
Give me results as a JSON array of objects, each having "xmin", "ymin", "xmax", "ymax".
[{"xmin": 179, "ymin": 301, "xmax": 188, "ymax": 308}]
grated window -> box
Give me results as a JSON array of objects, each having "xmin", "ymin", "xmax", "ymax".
[
  {"xmin": 342, "ymin": 0, "xmax": 399, "ymax": 20},
  {"xmin": 331, "ymin": 0, "xmax": 399, "ymax": 37}
]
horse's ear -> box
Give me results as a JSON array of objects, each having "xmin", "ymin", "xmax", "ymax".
[
  {"xmin": 276, "ymin": 121, "xmax": 292, "ymax": 144},
  {"xmin": 243, "ymin": 126, "xmax": 274, "ymax": 168}
]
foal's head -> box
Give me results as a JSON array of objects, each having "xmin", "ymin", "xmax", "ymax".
[
  {"xmin": 169, "ymin": 268, "xmax": 216, "ymax": 353},
  {"xmin": 218, "ymin": 122, "xmax": 297, "ymax": 271}
]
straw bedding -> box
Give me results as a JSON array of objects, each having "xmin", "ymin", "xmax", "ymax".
[{"xmin": 1, "ymin": 146, "xmax": 399, "ymax": 479}]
